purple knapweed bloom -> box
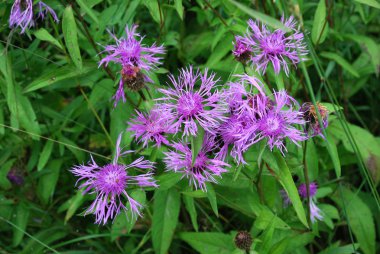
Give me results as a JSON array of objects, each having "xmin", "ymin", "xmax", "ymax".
[
  {"xmin": 232, "ymin": 37, "xmax": 252, "ymax": 64},
  {"xmin": 301, "ymin": 102, "xmax": 328, "ymax": 138},
  {"xmin": 37, "ymin": 1, "xmax": 59, "ymax": 22},
  {"xmin": 9, "ymin": 0, "xmax": 34, "ymax": 33},
  {"xmin": 71, "ymin": 134, "xmax": 158, "ymax": 225},
  {"xmin": 240, "ymin": 16, "xmax": 307, "ymax": 75},
  {"xmin": 163, "ymin": 135, "xmax": 229, "ymax": 191},
  {"xmin": 239, "ymin": 89, "xmax": 307, "ymax": 155},
  {"xmin": 298, "ymin": 182, "xmax": 318, "ymax": 199},
  {"xmin": 309, "ymin": 200, "xmax": 323, "ymax": 223},
  {"xmin": 99, "ymin": 25, "xmax": 165, "ymax": 107},
  {"xmin": 128, "ymin": 108, "xmax": 174, "ymax": 147},
  {"xmin": 157, "ymin": 66, "xmax": 227, "ymax": 136},
  {"xmin": 7, "ymin": 167, "xmax": 24, "ymax": 186}
]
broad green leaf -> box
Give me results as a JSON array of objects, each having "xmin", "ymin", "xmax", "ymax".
[
  {"xmin": 174, "ymin": 0, "xmax": 184, "ymax": 20},
  {"xmin": 206, "ymin": 183, "xmax": 218, "ymax": 216},
  {"xmin": 264, "ymin": 151, "xmax": 308, "ymax": 227},
  {"xmin": 152, "ymin": 188, "xmax": 181, "ymax": 254},
  {"xmin": 111, "ymin": 189, "xmax": 146, "ymax": 240},
  {"xmin": 320, "ymin": 52, "xmax": 360, "ymax": 77},
  {"xmin": 12, "ymin": 202, "xmax": 30, "ymax": 246},
  {"xmin": 191, "ymin": 125, "xmax": 204, "ymax": 165},
  {"xmin": 24, "ymin": 64, "xmax": 96, "ymax": 93},
  {"xmin": 0, "ymin": 159, "xmax": 15, "ymax": 190},
  {"xmin": 37, "ymin": 160, "xmax": 62, "ymax": 205},
  {"xmin": 319, "ymin": 243, "xmax": 360, "ymax": 254},
  {"xmin": 205, "ymin": 35, "xmax": 233, "ymax": 68},
  {"xmin": 311, "ymin": 0, "xmax": 327, "ymax": 44},
  {"xmin": 354, "ymin": 0, "xmax": 380, "ymax": 9},
  {"xmin": 336, "ymin": 188, "xmax": 375, "ymax": 254},
  {"xmin": 179, "ymin": 232, "xmax": 235, "ymax": 254},
  {"xmin": 34, "ymin": 28, "xmax": 63, "ymax": 49},
  {"xmin": 143, "ymin": 0, "xmax": 161, "ymax": 24},
  {"xmin": 183, "ymin": 195, "xmax": 198, "ymax": 231},
  {"xmin": 228, "ymin": 0, "xmax": 288, "ymax": 30},
  {"xmin": 64, "ymin": 190, "xmax": 86, "ymax": 223},
  {"xmin": 326, "ymin": 133, "xmax": 341, "ymax": 177},
  {"xmin": 77, "ymin": 0, "xmax": 99, "ymax": 24},
  {"xmin": 306, "ymin": 140, "xmax": 318, "ymax": 180},
  {"xmin": 37, "ymin": 140, "xmax": 54, "ymax": 171},
  {"xmin": 63, "ymin": 6, "xmax": 83, "ymax": 70}
]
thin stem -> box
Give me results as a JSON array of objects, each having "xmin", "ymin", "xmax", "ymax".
[{"xmin": 303, "ymin": 140, "xmax": 311, "ymax": 228}]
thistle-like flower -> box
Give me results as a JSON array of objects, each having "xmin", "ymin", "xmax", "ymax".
[
  {"xmin": 157, "ymin": 66, "xmax": 227, "ymax": 136},
  {"xmin": 163, "ymin": 135, "xmax": 229, "ymax": 191},
  {"xmin": 128, "ymin": 108, "xmax": 174, "ymax": 147},
  {"xmin": 239, "ymin": 16, "xmax": 307, "ymax": 75},
  {"xmin": 9, "ymin": 0, "xmax": 34, "ymax": 33},
  {"xmin": 298, "ymin": 182, "xmax": 318, "ymax": 199},
  {"xmin": 71, "ymin": 134, "xmax": 158, "ymax": 225},
  {"xmin": 232, "ymin": 37, "xmax": 252, "ymax": 64},
  {"xmin": 240, "ymin": 89, "xmax": 306, "ymax": 155},
  {"xmin": 301, "ymin": 102, "xmax": 328, "ymax": 138},
  {"xmin": 9, "ymin": 1, "xmax": 58, "ymax": 34},
  {"xmin": 99, "ymin": 25, "xmax": 165, "ymax": 107}
]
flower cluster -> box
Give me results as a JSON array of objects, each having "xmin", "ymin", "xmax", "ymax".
[
  {"xmin": 9, "ymin": 0, "xmax": 58, "ymax": 34},
  {"xmin": 69, "ymin": 16, "xmax": 330, "ymax": 226}
]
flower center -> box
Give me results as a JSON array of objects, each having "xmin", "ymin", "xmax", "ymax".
[
  {"xmin": 95, "ymin": 164, "xmax": 127, "ymax": 195},
  {"xmin": 261, "ymin": 114, "xmax": 283, "ymax": 135},
  {"xmin": 177, "ymin": 92, "xmax": 204, "ymax": 118},
  {"xmin": 261, "ymin": 32, "xmax": 285, "ymax": 56}
]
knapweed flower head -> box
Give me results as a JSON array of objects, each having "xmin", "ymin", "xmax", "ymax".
[
  {"xmin": 301, "ymin": 102, "xmax": 328, "ymax": 138},
  {"xmin": 239, "ymin": 88, "xmax": 307, "ymax": 155},
  {"xmin": 7, "ymin": 167, "xmax": 24, "ymax": 186},
  {"xmin": 9, "ymin": 0, "xmax": 34, "ymax": 33},
  {"xmin": 157, "ymin": 66, "xmax": 227, "ymax": 136},
  {"xmin": 99, "ymin": 24, "xmax": 165, "ymax": 107},
  {"xmin": 234, "ymin": 231, "xmax": 253, "ymax": 251},
  {"xmin": 309, "ymin": 200, "xmax": 323, "ymax": 223},
  {"xmin": 163, "ymin": 135, "xmax": 229, "ymax": 191},
  {"xmin": 9, "ymin": 0, "xmax": 58, "ymax": 34},
  {"xmin": 239, "ymin": 16, "xmax": 307, "ymax": 75},
  {"xmin": 128, "ymin": 107, "xmax": 174, "ymax": 148},
  {"xmin": 71, "ymin": 134, "xmax": 158, "ymax": 225},
  {"xmin": 298, "ymin": 182, "xmax": 318, "ymax": 199}
]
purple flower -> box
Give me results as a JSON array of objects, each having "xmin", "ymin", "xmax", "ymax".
[
  {"xmin": 9, "ymin": 0, "xmax": 34, "ymax": 34},
  {"xmin": 280, "ymin": 189, "xmax": 291, "ymax": 207},
  {"xmin": 239, "ymin": 89, "xmax": 307, "ymax": 155},
  {"xmin": 71, "ymin": 134, "xmax": 158, "ymax": 225},
  {"xmin": 298, "ymin": 182, "xmax": 318, "ymax": 199},
  {"xmin": 309, "ymin": 200, "xmax": 323, "ymax": 223},
  {"xmin": 128, "ymin": 108, "xmax": 174, "ymax": 147},
  {"xmin": 7, "ymin": 168, "xmax": 24, "ymax": 186},
  {"xmin": 37, "ymin": 1, "xmax": 59, "ymax": 23},
  {"xmin": 163, "ymin": 135, "xmax": 229, "ymax": 191},
  {"xmin": 232, "ymin": 37, "xmax": 252, "ymax": 64},
  {"xmin": 301, "ymin": 102, "xmax": 328, "ymax": 138},
  {"xmin": 240, "ymin": 16, "xmax": 307, "ymax": 75},
  {"xmin": 157, "ymin": 66, "xmax": 227, "ymax": 136},
  {"xmin": 99, "ymin": 25, "xmax": 165, "ymax": 107}
]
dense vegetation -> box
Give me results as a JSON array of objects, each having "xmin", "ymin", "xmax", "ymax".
[{"xmin": 0, "ymin": 0, "xmax": 379, "ymax": 253}]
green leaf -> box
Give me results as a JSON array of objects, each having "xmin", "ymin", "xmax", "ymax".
[
  {"xmin": 152, "ymin": 188, "xmax": 181, "ymax": 254},
  {"xmin": 143, "ymin": 0, "xmax": 161, "ymax": 24},
  {"xmin": 325, "ymin": 133, "xmax": 341, "ymax": 177},
  {"xmin": 191, "ymin": 125, "xmax": 205, "ymax": 165},
  {"xmin": 64, "ymin": 190, "xmax": 86, "ymax": 223},
  {"xmin": 354, "ymin": 0, "xmax": 380, "ymax": 9},
  {"xmin": 37, "ymin": 140, "xmax": 54, "ymax": 171},
  {"xmin": 305, "ymin": 140, "xmax": 319, "ymax": 180},
  {"xmin": 111, "ymin": 189, "xmax": 146, "ymax": 240},
  {"xmin": 174, "ymin": 0, "xmax": 183, "ymax": 20},
  {"xmin": 320, "ymin": 52, "xmax": 360, "ymax": 78},
  {"xmin": 12, "ymin": 202, "xmax": 30, "ymax": 246},
  {"xmin": 228, "ymin": 0, "xmax": 288, "ymax": 31},
  {"xmin": 179, "ymin": 232, "xmax": 235, "ymax": 254},
  {"xmin": 63, "ymin": 6, "xmax": 83, "ymax": 70},
  {"xmin": 337, "ymin": 187, "xmax": 375, "ymax": 254},
  {"xmin": 0, "ymin": 159, "xmax": 15, "ymax": 190},
  {"xmin": 34, "ymin": 28, "xmax": 63, "ymax": 49},
  {"xmin": 183, "ymin": 195, "xmax": 198, "ymax": 231},
  {"xmin": 24, "ymin": 64, "xmax": 96, "ymax": 93},
  {"xmin": 37, "ymin": 160, "xmax": 62, "ymax": 205},
  {"xmin": 76, "ymin": 0, "xmax": 99, "ymax": 24},
  {"xmin": 264, "ymin": 152, "xmax": 308, "ymax": 227},
  {"xmin": 20, "ymin": 227, "xmax": 67, "ymax": 254},
  {"xmin": 319, "ymin": 243, "xmax": 360, "ymax": 254},
  {"xmin": 311, "ymin": 0, "xmax": 327, "ymax": 44},
  {"xmin": 206, "ymin": 183, "xmax": 218, "ymax": 216},
  {"xmin": 156, "ymin": 172, "xmax": 182, "ymax": 190}
]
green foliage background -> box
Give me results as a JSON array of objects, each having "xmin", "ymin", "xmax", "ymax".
[{"xmin": 0, "ymin": 0, "xmax": 379, "ymax": 253}]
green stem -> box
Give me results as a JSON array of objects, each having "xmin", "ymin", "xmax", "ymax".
[{"xmin": 303, "ymin": 140, "xmax": 311, "ymax": 228}]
